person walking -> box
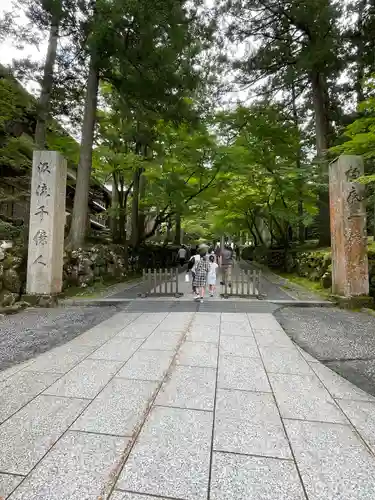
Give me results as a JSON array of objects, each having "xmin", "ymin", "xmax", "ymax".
[
  {"xmin": 207, "ymin": 254, "xmax": 218, "ymax": 297},
  {"xmin": 220, "ymin": 244, "xmax": 234, "ymax": 287},
  {"xmin": 192, "ymin": 245, "xmax": 209, "ymax": 302},
  {"xmin": 177, "ymin": 245, "xmax": 187, "ymax": 267},
  {"xmin": 188, "ymin": 249, "xmax": 201, "ymax": 296}
]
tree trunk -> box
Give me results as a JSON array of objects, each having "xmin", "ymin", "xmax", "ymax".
[
  {"xmin": 137, "ymin": 170, "xmax": 147, "ymax": 244},
  {"xmin": 67, "ymin": 59, "xmax": 99, "ymax": 249},
  {"xmin": 174, "ymin": 213, "xmax": 181, "ymax": 245},
  {"xmin": 118, "ymin": 210, "xmax": 126, "ymax": 242},
  {"xmin": 310, "ymin": 70, "xmax": 331, "ymax": 246},
  {"xmin": 35, "ymin": 11, "xmax": 60, "ymax": 149},
  {"xmin": 291, "ymin": 81, "xmax": 305, "ymax": 244},
  {"xmin": 110, "ymin": 174, "xmax": 119, "ymax": 241},
  {"xmin": 165, "ymin": 219, "xmax": 172, "ymax": 244},
  {"xmin": 23, "ymin": 11, "xmax": 60, "ymax": 244},
  {"xmin": 131, "ymin": 168, "xmax": 141, "ymax": 247},
  {"xmin": 355, "ymin": 0, "xmax": 367, "ymax": 105}
]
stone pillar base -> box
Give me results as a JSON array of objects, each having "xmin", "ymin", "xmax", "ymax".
[
  {"xmin": 21, "ymin": 294, "xmax": 58, "ymax": 308},
  {"xmin": 331, "ymin": 294, "xmax": 374, "ymax": 310}
]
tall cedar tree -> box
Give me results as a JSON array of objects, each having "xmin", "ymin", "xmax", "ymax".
[
  {"xmin": 68, "ymin": 0, "xmax": 208, "ymax": 248},
  {"xmin": 219, "ymin": 0, "xmax": 343, "ymax": 245}
]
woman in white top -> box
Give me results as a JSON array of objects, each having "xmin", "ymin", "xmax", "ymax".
[{"xmin": 207, "ymin": 254, "xmax": 219, "ymax": 297}]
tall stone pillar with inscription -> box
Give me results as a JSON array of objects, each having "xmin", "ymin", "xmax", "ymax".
[
  {"xmin": 329, "ymin": 155, "xmax": 369, "ymax": 299},
  {"xmin": 26, "ymin": 151, "xmax": 67, "ymax": 295}
]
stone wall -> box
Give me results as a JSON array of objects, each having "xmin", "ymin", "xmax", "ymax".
[
  {"xmin": 0, "ymin": 242, "xmax": 180, "ymax": 311},
  {"xmin": 63, "ymin": 245, "xmax": 128, "ymax": 289},
  {"xmin": 0, "ymin": 245, "xmax": 25, "ymax": 310},
  {"xmin": 243, "ymin": 246, "xmax": 375, "ymax": 298}
]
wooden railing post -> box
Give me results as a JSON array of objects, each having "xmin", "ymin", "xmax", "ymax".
[{"xmin": 175, "ymin": 268, "xmax": 179, "ymax": 294}]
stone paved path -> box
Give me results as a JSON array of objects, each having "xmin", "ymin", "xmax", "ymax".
[{"xmin": 1, "ymin": 308, "xmax": 375, "ymax": 499}]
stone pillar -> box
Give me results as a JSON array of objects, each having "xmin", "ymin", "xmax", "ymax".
[
  {"xmin": 26, "ymin": 151, "xmax": 67, "ymax": 295},
  {"xmin": 329, "ymin": 155, "xmax": 369, "ymax": 298}
]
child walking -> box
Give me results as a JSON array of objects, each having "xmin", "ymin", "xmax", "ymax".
[{"xmin": 207, "ymin": 254, "xmax": 218, "ymax": 297}]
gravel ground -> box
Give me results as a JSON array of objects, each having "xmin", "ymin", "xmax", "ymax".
[
  {"xmin": 0, "ymin": 304, "xmax": 126, "ymax": 371},
  {"xmin": 275, "ymin": 306, "xmax": 375, "ymax": 396}
]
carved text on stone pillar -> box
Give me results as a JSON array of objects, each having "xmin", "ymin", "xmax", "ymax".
[
  {"xmin": 329, "ymin": 155, "xmax": 369, "ymax": 297},
  {"xmin": 27, "ymin": 151, "xmax": 67, "ymax": 294},
  {"xmin": 33, "ymin": 229, "xmax": 48, "ymax": 246}
]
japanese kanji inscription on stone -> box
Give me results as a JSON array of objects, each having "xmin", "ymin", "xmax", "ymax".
[
  {"xmin": 26, "ymin": 151, "xmax": 67, "ymax": 294},
  {"xmin": 329, "ymin": 155, "xmax": 369, "ymax": 297}
]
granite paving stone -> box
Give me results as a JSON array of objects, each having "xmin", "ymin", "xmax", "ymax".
[
  {"xmin": 324, "ymin": 358, "xmax": 375, "ymax": 397},
  {"xmin": 177, "ymin": 342, "xmax": 218, "ymax": 368},
  {"xmin": 253, "ymin": 329, "xmax": 295, "ymax": 348},
  {"xmin": 337, "ymin": 399, "xmax": 375, "ymax": 454},
  {"xmin": 0, "ymin": 361, "xmax": 32, "ymax": 382},
  {"xmin": 110, "ymin": 493, "xmax": 172, "ymax": 500},
  {"xmin": 117, "ymin": 406, "xmax": 213, "ymax": 499},
  {"xmin": 116, "ymin": 350, "xmax": 174, "ymax": 381},
  {"xmin": 260, "ymin": 346, "xmax": 312, "ymax": 375},
  {"xmin": 0, "ymin": 473, "xmax": 23, "ymax": 498},
  {"xmin": 251, "ymin": 325, "xmax": 285, "ymax": 334},
  {"xmin": 310, "ymin": 361, "xmax": 375, "ymax": 401},
  {"xmin": 116, "ymin": 323, "xmax": 158, "ymax": 340},
  {"xmin": 72, "ymin": 378, "xmax": 158, "ymax": 436},
  {"xmin": 191, "ymin": 316, "xmax": 220, "ymax": 327},
  {"xmin": 0, "ymin": 370, "xmax": 61, "ymax": 423},
  {"xmin": 186, "ymin": 326, "xmax": 220, "ymax": 344},
  {"xmin": 221, "ymin": 313, "xmax": 248, "ymax": 323},
  {"xmin": 221, "ymin": 316, "xmax": 249, "ymax": 327},
  {"xmin": 210, "ymin": 451, "xmax": 306, "ymax": 500},
  {"xmin": 285, "ymin": 419, "xmax": 375, "ymax": 500},
  {"xmin": 194, "ymin": 312, "xmax": 221, "ymax": 325},
  {"xmin": 220, "ymin": 322, "xmax": 253, "ymax": 337},
  {"xmin": 69, "ymin": 322, "xmax": 133, "ymax": 347},
  {"xmin": 132, "ymin": 313, "xmax": 167, "ymax": 324},
  {"xmin": 270, "ymin": 373, "xmax": 347, "ymax": 423},
  {"xmin": 68, "ymin": 326, "xmax": 119, "ymax": 347},
  {"xmin": 296, "ymin": 345, "xmax": 318, "ymax": 363},
  {"xmin": 218, "ymin": 355, "xmax": 271, "ymax": 392},
  {"xmin": 0, "ymin": 395, "xmax": 88, "ymax": 475},
  {"xmin": 70, "ymin": 312, "xmax": 141, "ymax": 345},
  {"xmin": 140, "ymin": 331, "xmax": 182, "ymax": 351},
  {"xmin": 219, "ymin": 335, "xmax": 259, "ymax": 358},
  {"xmin": 248, "ymin": 313, "xmax": 283, "ymax": 330},
  {"xmin": 102, "ymin": 312, "xmax": 141, "ymax": 330},
  {"xmin": 153, "ymin": 316, "xmax": 191, "ymax": 333},
  {"xmin": 214, "ymin": 389, "xmax": 291, "ymax": 458},
  {"xmin": 156, "ymin": 365, "xmax": 216, "ymax": 410},
  {"xmin": 43, "ymin": 359, "xmax": 123, "ymax": 399},
  {"xmin": 89, "ymin": 337, "xmax": 143, "ymax": 361},
  {"xmin": 23, "ymin": 344, "xmax": 95, "ymax": 374},
  {"xmin": 9, "ymin": 431, "xmax": 128, "ymax": 500}
]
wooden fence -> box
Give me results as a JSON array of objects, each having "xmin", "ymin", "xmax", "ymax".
[
  {"xmin": 140, "ymin": 268, "xmax": 181, "ymax": 297},
  {"xmin": 221, "ymin": 269, "xmax": 263, "ymax": 298}
]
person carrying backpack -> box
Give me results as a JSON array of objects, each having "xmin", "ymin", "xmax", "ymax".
[
  {"xmin": 187, "ymin": 250, "xmax": 200, "ymax": 295},
  {"xmin": 220, "ymin": 244, "xmax": 234, "ymax": 287},
  {"xmin": 192, "ymin": 244, "xmax": 209, "ymax": 302}
]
